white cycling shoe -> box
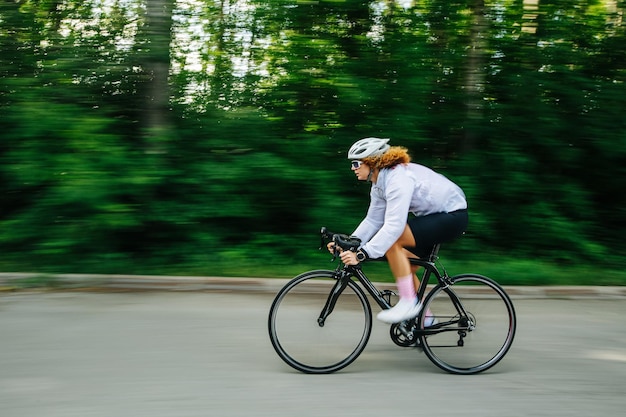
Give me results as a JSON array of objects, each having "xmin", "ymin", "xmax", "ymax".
[{"xmin": 377, "ymin": 298, "xmax": 423, "ymax": 324}]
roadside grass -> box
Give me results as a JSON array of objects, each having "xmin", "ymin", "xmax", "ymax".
[
  {"xmin": 187, "ymin": 256, "xmax": 625, "ymax": 287},
  {"xmin": 1, "ymin": 255, "xmax": 623, "ymax": 288}
]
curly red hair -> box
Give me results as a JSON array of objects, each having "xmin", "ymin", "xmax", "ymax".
[{"xmin": 362, "ymin": 146, "xmax": 411, "ymax": 169}]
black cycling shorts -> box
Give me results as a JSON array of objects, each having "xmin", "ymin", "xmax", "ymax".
[{"xmin": 407, "ymin": 209, "xmax": 468, "ymax": 258}]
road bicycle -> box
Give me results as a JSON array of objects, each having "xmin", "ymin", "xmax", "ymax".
[{"xmin": 268, "ymin": 227, "xmax": 516, "ymax": 374}]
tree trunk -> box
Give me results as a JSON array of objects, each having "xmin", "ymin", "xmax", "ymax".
[
  {"xmin": 463, "ymin": 0, "xmax": 488, "ymax": 152},
  {"xmin": 142, "ymin": 0, "xmax": 174, "ymax": 153}
]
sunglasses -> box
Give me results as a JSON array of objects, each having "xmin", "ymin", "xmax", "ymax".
[{"xmin": 351, "ymin": 160, "xmax": 363, "ymax": 169}]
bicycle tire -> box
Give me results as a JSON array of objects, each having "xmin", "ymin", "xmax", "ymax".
[
  {"xmin": 268, "ymin": 270, "xmax": 372, "ymax": 374},
  {"xmin": 419, "ymin": 274, "xmax": 516, "ymax": 374}
]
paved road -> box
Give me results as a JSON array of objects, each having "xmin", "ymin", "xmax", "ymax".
[{"xmin": 1, "ymin": 291, "xmax": 625, "ymax": 417}]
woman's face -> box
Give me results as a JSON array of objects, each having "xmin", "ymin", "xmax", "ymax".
[{"xmin": 350, "ymin": 160, "xmax": 371, "ymax": 181}]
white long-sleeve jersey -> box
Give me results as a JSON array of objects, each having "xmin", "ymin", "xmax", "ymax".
[{"xmin": 351, "ymin": 163, "xmax": 467, "ymax": 259}]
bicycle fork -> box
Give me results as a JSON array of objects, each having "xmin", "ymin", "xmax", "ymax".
[{"xmin": 317, "ymin": 271, "xmax": 351, "ymax": 327}]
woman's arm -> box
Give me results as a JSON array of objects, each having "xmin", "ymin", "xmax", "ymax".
[{"xmin": 360, "ymin": 169, "xmax": 414, "ymax": 259}]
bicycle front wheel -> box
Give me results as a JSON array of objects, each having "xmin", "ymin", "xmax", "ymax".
[
  {"xmin": 419, "ymin": 274, "xmax": 516, "ymax": 374},
  {"xmin": 268, "ymin": 270, "xmax": 372, "ymax": 374}
]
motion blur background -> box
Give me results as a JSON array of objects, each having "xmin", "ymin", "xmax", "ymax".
[{"xmin": 1, "ymin": 0, "xmax": 624, "ymax": 285}]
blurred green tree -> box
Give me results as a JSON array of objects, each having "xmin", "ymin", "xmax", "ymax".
[{"xmin": 0, "ymin": 0, "xmax": 624, "ymax": 280}]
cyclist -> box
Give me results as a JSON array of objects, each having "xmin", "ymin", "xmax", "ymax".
[{"xmin": 330, "ymin": 137, "xmax": 468, "ymax": 323}]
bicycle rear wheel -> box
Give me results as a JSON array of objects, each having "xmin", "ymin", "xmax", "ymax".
[
  {"xmin": 419, "ymin": 274, "xmax": 516, "ymax": 374},
  {"xmin": 268, "ymin": 270, "xmax": 372, "ymax": 374}
]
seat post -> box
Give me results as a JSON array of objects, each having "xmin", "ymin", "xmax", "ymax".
[{"xmin": 428, "ymin": 244, "xmax": 441, "ymax": 263}]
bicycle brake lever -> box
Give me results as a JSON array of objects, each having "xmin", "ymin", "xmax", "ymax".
[
  {"xmin": 330, "ymin": 243, "xmax": 339, "ymax": 262},
  {"xmin": 319, "ymin": 237, "xmax": 338, "ymax": 262}
]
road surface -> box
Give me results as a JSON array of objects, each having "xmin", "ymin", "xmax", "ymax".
[{"xmin": 1, "ymin": 291, "xmax": 625, "ymax": 417}]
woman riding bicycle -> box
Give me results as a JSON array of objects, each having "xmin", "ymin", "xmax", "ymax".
[{"xmin": 330, "ymin": 137, "xmax": 468, "ymax": 324}]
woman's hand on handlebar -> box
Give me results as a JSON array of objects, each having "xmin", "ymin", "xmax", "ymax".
[
  {"xmin": 339, "ymin": 250, "xmax": 359, "ymax": 266},
  {"xmin": 326, "ymin": 241, "xmax": 337, "ymax": 254},
  {"xmin": 326, "ymin": 241, "xmax": 358, "ymax": 265}
]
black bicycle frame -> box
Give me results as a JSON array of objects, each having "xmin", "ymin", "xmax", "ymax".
[
  {"xmin": 317, "ymin": 269, "xmax": 352, "ymax": 327},
  {"xmin": 317, "ymin": 255, "xmax": 473, "ymax": 336}
]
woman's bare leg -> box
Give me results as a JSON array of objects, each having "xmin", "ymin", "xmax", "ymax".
[
  {"xmin": 385, "ymin": 225, "xmax": 416, "ymax": 278},
  {"xmin": 377, "ymin": 225, "xmax": 423, "ymax": 323}
]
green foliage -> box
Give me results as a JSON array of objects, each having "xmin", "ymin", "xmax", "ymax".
[{"xmin": 0, "ymin": 0, "xmax": 625, "ymax": 285}]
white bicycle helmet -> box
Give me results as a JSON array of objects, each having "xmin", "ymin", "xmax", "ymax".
[{"xmin": 347, "ymin": 137, "xmax": 390, "ymax": 159}]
